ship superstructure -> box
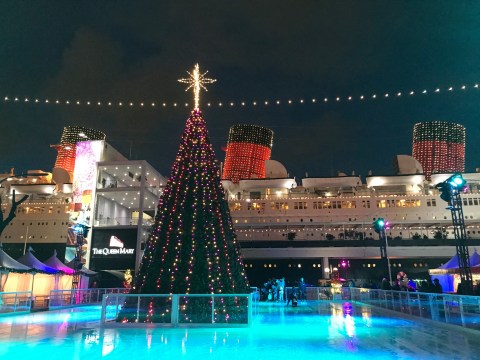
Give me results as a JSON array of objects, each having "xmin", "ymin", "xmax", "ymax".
[{"xmin": 221, "ymin": 166, "xmax": 480, "ymax": 285}]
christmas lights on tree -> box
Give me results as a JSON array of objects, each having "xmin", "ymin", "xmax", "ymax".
[{"xmin": 119, "ymin": 64, "xmax": 249, "ymax": 324}]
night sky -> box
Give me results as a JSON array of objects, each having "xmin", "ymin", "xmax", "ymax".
[{"xmin": 1, "ymin": 2, "xmax": 480, "ymax": 180}]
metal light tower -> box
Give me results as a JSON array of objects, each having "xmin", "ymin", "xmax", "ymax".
[
  {"xmin": 436, "ymin": 173, "xmax": 473, "ymax": 295},
  {"xmin": 373, "ymin": 218, "xmax": 392, "ymax": 283},
  {"xmin": 71, "ymin": 223, "xmax": 90, "ymax": 291}
]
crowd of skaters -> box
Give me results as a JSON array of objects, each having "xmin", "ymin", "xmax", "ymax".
[
  {"xmin": 260, "ymin": 277, "xmax": 307, "ymax": 305},
  {"xmin": 377, "ymin": 276, "xmax": 443, "ymax": 293},
  {"xmin": 257, "ymin": 274, "xmax": 480, "ymax": 303}
]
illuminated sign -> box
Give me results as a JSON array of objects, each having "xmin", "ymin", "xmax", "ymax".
[
  {"xmin": 92, "ymin": 247, "xmax": 135, "ymax": 256},
  {"xmin": 90, "ymin": 228, "xmax": 137, "ymax": 270},
  {"xmin": 92, "ymin": 235, "xmax": 135, "ymax": 257}
]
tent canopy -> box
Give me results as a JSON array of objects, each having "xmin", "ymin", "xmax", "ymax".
[
  {"xmin": 44, "ymin": 250, "xmax": 74, "ymax": 275},
  {"xmin": 469, "ymin": 250, "xmax": 480, "ymax": 267},
  {"xmin": 0, "ymin": 243, "xmax": 31, "ymax": 273},
  {"xmin": 438, "ymin": 254, "xmax": 459, "ymax": 269},
  {"xmin": 17, "ymin": 247, "xmax": 59, "ymax": 274},
  {"xmin": 65, "ymin": 259, "xmax": 97, "ymax": 276},
  {"xmin": 430, "ymin": 249, "xmax": 480, "ymax": 275}
]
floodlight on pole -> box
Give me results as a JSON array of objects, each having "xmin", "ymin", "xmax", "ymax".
[
  {"xmin": 448, "ymin": 173, "xmax": 466, "ymax": 188},
  {"xmin": 373, "ymin": 218, "xmax": 385, "ymax": 233},
  {"xmin": 373, "ymin": 217, "xmax": 392, "ymax": 283},
  {"xmin": 435, "ymin": 173, "xmax": 472, "ymax": 294}
]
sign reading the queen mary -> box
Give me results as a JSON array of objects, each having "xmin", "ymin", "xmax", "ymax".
[
  {"xmin": 90, "ymin": 228, "xmax": 137, "ymax": 270},
  {"xmin": 92, "ymin": 236, "xmax": 135, "ymax": 256}
]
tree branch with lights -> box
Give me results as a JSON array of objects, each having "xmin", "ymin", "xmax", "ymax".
[{"xmin": 0, "ymin": 190, "xmax": 28, "ymax": 236}]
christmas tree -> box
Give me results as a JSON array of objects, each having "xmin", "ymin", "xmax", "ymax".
[{"xmin": 119, "ymin": 65, "xmax": 249, "ymax": 324}]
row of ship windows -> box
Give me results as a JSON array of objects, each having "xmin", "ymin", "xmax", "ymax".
[
  {"xmin": 233, "ymin": 214, "xmax": 476, "ymax": 223},
  {"xmin": 3, "ymin": 235, "xmax": 67, "ymax": 239},
  {"xmin": 16, "ymin": 206, "xmax": 69, "ymax": 214},
  {"xmin": 232, "ymin": 198, "xmax": 480, "ymax": 212},
  {"xmin": 9, "ymin": 222, "xmax": 69, "ymax": 226}
]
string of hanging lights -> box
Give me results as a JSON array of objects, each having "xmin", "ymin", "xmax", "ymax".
[{"xmin": 3, "ymin": 83, "xmax": 479, "ymax": 110}]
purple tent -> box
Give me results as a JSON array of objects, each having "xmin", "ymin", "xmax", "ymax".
[
  {"xmin": 469, "ymin": 249, "xmax": 480, "ymax": 267},
  {"xmin": 437, "ymin": 249, "xmax": 480, "ymax": 270},
  {"xmin": 430, "ymin": 250, "xmax": 480, "ymax": 292},
  {"xmin": 438, "ymin": 254, "xmax": 459, "ymax": 269},
  {"xmin": 17, "ymin": 248, "xmax": 59, "ymax": 274},
  {"xmin": 44, "ymin": 250, "xmax": 74, "ymax": 275}
]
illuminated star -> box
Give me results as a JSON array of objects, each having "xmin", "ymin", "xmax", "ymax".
[{"xmin": 178, "ymin": 64, "xmax": 216, "ymax": 110}]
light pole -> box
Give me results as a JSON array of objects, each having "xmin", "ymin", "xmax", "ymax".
[
  {"xmin": 374, "ymin": 218, "xmax": 392, "ymax": 283},
  {"xmin": 71, "ymin": 223, "xmax": 90, "ymax": 292},
  {"xmin": 436, "ymin": 173, "xmax": 472, "ymax": 295}
]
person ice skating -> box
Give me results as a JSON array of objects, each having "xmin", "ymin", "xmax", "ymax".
[
  {"xmin": 278, "ymin": 277, "xmax": 286, "ymax": 302},
  {"xmin": 381, "ymin": 278, "xmax": 391, "ymax": 290},
  {"xmin": 433, "ymin": 278, "xmax": 443, "ymax": 293},
  {"xmin": 287, "ymin": 287, "xmax": 298, "ymax": 306},
  {"xmin": 298, "ymin": 277, "xmax": 306, "ymax": 301}
]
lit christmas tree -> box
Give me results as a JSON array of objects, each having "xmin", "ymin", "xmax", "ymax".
[{"xmin": 119, "ymin": 64, "xmax": 249, "ymax": 323}]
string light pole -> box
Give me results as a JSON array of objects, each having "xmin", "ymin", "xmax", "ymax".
[{"xmin": 436, "ymin": 173, "xmax": 473, "ymax": 295}]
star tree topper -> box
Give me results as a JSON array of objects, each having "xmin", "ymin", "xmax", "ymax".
[{"xmin": 178, "ymin": 63, "xmax": 216, "ymax": 110}]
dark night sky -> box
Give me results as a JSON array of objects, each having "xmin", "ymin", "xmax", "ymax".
[{"xmin": 1, "ymin": 1, "xmax": 480, "ymax": 180}]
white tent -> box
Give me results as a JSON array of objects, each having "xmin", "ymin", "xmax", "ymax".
[
  {"xmin": 16, "ymin": 248, "xmax": 61, "ymax": 298},
  {"xmin": 0, "ymin": 244, "xmax": 32, "ymax": 293},
  {"xmin": 44, "ymin": 250, "xmax": 76, "ymax": 292}
]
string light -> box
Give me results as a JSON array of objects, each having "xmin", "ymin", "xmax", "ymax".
[{"xmin": 3, "ymin": 83, "xmax": 480, "ymax": 110}]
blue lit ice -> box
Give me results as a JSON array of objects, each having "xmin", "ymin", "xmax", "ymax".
[{"xmin": 1, "ymin": 301, "xmax": 479, "ymax": 360}]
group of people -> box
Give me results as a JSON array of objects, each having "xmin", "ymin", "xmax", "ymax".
[
  {"xmin": 260, "ymin": 277, "xmax": 307, "ymax": 306},
  {"xmin": 261, "ymin": 277, "xmax": 285, "ymax": 302},
  {"xmin": 379, "ymin": 277, "xmax": 443, "ymax": 293}
]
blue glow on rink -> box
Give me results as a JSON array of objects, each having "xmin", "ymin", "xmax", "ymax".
[{"xmin": 1, "ymin": 302, "xmax": 480, "ymax": 360}]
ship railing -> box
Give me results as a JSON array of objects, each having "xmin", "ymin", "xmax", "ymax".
[
  {"xmin": 0, "ymin": 291, "xmax": 33, "ymax": 314},
  {"xmin": 49, "ymin": 288, "xmax": 127, "ymax": 309},
  {"xmin": 100, "ymin": 292, "xmax": 256, "ymax": 327}
]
